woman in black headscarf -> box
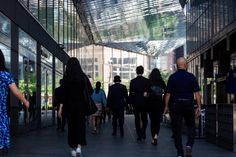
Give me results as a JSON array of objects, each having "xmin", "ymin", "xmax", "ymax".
[{"xmin": 58, "ymin": 57, "xmax": 93, "ymax": 157}]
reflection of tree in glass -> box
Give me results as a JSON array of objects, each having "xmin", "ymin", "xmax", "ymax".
[{"xmin": 19, "ymin": 72, "xmax": 36, "ymax": 95}]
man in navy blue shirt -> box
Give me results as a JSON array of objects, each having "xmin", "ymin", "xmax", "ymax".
[{"xmin": 164, "ymin": 57, "xmax": 201, "ymax": 157}]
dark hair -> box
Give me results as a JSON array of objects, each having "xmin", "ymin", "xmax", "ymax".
[
  {"xmin": 149, "ymin": 68, "xmax": 164, "ymax": 85},
  {"xmin": 0, "ymin": 49, "xmax": 7, "ymax": 71},
  {"xmin": 59, "ymin": 79, "xmax": 63, "ymax": 85},
  {"xmin": 95, "ymin": 81, "xmax": 101, "ymax": 94},
  {"xmin": 64, "ymin": 57, "xmax": 85, "ymax": 82},
  {"xmin": 136, "ymin": 66, "xmax": 144, "ymax": 75},
  {"xmin": 113, "ymin": 75, "xmax": 121, "ymax": 83}
]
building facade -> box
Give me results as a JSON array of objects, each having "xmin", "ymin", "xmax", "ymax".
[
  {"xmin": 74, "ymin": 44, "xmax": 153, "ymax": 94},
  {"xmin": 186, "ymin": 0, "xmax": 236, "ymax": 151},
  {"xmin": 0, "ymin": 0, "xmax": 89, "ymax": 135},
  {"xmin": 186, "ymin": 0, "xmax": 236, "ymax": 104}
]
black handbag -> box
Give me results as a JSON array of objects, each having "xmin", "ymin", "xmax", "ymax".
[{"xmin": 84, "ymin": 77, "xmax": 97, "ymax": 116}]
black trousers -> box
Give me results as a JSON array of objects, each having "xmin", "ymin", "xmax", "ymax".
[
  {"xmin": 112, "ymin": 109, "xmax": 124, "ymax": 134},
  {"xmin": 67, "ymin": 112, "xmax": 86, "ymax": 148},
  {"xmin": 149, "ymin": 107, "xmax": 163, "ymax": 138},
  {"xmin": 57, "ymin": 108, "xmax": 66, "ymax": 130},
  {"xmin": 169, "ymin": 101, "xmax": 195, "ymax": 154},
  {"xmin": 133, "ymin": 109, "xmax": 148, "ymax": 138}
]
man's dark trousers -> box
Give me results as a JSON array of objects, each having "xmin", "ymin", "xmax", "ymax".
[
  {"xmin": 133, "ymin": 108, "xmax": 148, "ymax": 139},
  {"xmin": 169, "ymin": 100, "xmax": 195, "ymax": 155},
  {"xmin": 112, "ymin": 108, "xmax": 124, "ymax": 135}
]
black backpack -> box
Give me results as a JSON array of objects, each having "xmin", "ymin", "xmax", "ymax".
[{"xmin": 149, "ymin": 85, "xmax": 163, "ymax": 100}]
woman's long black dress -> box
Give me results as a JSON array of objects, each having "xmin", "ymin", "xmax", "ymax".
[{"xmin": 62, "ymin": 75, "xmax": 93, "ymax": 148}]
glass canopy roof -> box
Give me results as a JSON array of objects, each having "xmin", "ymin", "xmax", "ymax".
[{"xmin": 74, "ymin": 0, "xmax": 186, "ymax": 55}]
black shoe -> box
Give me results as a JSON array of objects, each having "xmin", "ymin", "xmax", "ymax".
[
  {"xmin": 142, "ymin": 134, "xmax": 146, "ymax": 140},
  {"xmin": 137, "ymin": 137, "xmax": 142, "ymax": 141},
  {"xmin": 151, "ymin": 138, "xmax": 157, "ymax": 146},
  {"xmin": 120, "ymin": 128, "xmax": 124, "ymax": 137},
  {"xmin": 112, "ymin": 132, "xmax": 116, "ymax": 136}
]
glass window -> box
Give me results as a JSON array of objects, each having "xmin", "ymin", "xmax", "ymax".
[
  {"xmin": 54, "ymin": 0, "xmax": 59, "ymax": 42},
  {"xmin": 0, "ymin": 44, "xmax": 11, "ymax": 70},
  {"xmin": 0, "ymin": 12, "xmax": 11, "ymax": 70},
  {"xmin": 41, "ymin": 47, "xmax": 53, "ymax": 67},
  {"xmin": 41, "ymin": 64, "xmax": 53, "ymax": 127},
  {"xmin": 0, "ymin": 12, "xmax": 11, "ymax": 37},
  {"xmin": 55, "ymin": 58, "xmax": 63, "ymax": 73},
  {"xmin": 39, "ymin": 0, "xmax": 47, "ymax": 28},
  {"xmin": 59, "ymin": 0, "xmax": 64, "ymax": 44},
  {"xmin": 47, "ymin": 0, "xmax": 54, "ymax": 36},
  {"xmin": 29, "ymin": 0, "xmax": 39, "ymax": 18},
  {"xmin": 19, "ymin": 29, "xmax": 37, "ymax": 53},
  {"xmin": 18, "ymin": 29, "xmax": 37, "ymax": 127}
]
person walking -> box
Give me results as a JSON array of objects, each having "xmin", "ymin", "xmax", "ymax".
[
  {"xmin": 58, "ymin": 57, "xmax": 93, "ymax": 157},
  {"xmin": 91, "ymin": 81, "xmax": 106, "ymax": 134},
  {"xmin": 107, "ymin": 75, "xmax": 128, "ymax": 137},
  {"xmin": 164, "ymin": 57, "xmax": 201, "ymax": 157},
  {"xmin": 0, "ymin": 49, "xmax": 29, "ymax": 154},
  {"xmin": 148, "ymin": 68, "xmax": 166, "ymax": 145},
  {"xmin": 53, "ymin": 79, "xmax": 65, "ymax": 132},
  {"xmin": 129, "ymin": 66, "xmax": 149, "ymax": 141}
]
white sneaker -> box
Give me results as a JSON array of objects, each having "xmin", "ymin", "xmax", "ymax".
[
  {"xmin": 76, "ymin": 147, "xmax": 82, "ymax": 157},
  {"xmin": 71, "ymin": 150, "xmax": 76, "ymax": 157}
]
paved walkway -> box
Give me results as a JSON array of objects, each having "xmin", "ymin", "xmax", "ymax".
[{"xmin": 7, "ymin": 115, "xmax": 235, "ymax": 157}]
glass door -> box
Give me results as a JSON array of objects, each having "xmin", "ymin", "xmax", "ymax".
[
  {"xmin": 41, "ymin": 64, "xmax": 53, "ymax": 127},
  {"xmin": 18, "ymin": 29, "xmax": 37, "ymax": 131}
]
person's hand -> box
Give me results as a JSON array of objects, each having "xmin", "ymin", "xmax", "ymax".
[
  {"xmin": 163, "ymin": 106, "xmax": 169, "ymax": 115},
  {"xmin": 195, "ymin": 106, "xmax": 201, "ymax": 118},
  {"xmin": 58, "ymin": 109, "xmax": 62, "ymax": 118},
  {"xmin": 23, "ymin": 100, "xmax": 30, "ymax": 109}
]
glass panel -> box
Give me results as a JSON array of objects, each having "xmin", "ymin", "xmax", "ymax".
[
  {"xmin": 19, "ymin": 29, "xmax": 37, "ymax": 54},
  {"xmin": 55, "ymin": 58, "xmax": 63, "ymax": 73},
  {"xmin": 18, "ymin": 29, "xmax": 37, "ymax": 128},
  {"xmin": 29, "ymin": 0, "xmax": 39, "ymax": 19},
  {"xmin": 47, "ymin": 0, "xmax": 54, "ymax": 36},
  {"xmin": 39, "ymin": 0, "xmax": 47, "ymax": 28},
  {"xmin": 64, "ymin": 0, "xmax": 68, "ymax": 49},
  {"xmin": 56, "ymin": 73, "xmax": 63, "ymax": 88},
  {"xmin": 54, "ymin": 0, "xmax": 59, "ymax": 42},
  {"xmin": 41, "ymin": 46, "xmax": 53, "ymax": 67},
  {"xmin": 59, "ymin": 0, "xmax": 64, "ymax": 44},
  {"xmin": 41, "ymin": 48, "xmax": 53, "ymax": 127},
  {"xmin": 0, "ymin": 12, "xmax": 11, "ymax": 70},
  {"xmin": 41, "ymin": 64, "xmax": 53, "ymax": 127}
]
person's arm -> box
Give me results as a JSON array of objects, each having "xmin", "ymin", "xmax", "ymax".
[
  {"xmin": 194, "ymin": 91, "xmax": 201, "ymax": 118},
  {"xmin": 58, "ymin": 103, "xmax": 63, "ymax": 118},
  {"xmin": 9, "ymin": 83, "xmax": 29, "ymax": 108},
  {"xmin": 164, "ymin": 93, "xmax": 170, "ymax": 114}
]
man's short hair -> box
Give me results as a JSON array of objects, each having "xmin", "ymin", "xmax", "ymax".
[
  {"xmin": 136, "ymin": 66, "xmax": 144, "ymax": 75},
  {"xmin": 113, "ymin": 75, "xmax": 121, "ymax": 82}
]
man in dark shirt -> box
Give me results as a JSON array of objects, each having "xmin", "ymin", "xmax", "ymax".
[
  {"xmin": 53, "ymin": 79, "xmax": 65, "ymax": 132},
  {"xmin": 129, "ymin": 66, "xmax": 149, "ymax": 141},
  {"xmin": 164, "ymin": 57, "xmax": 201, "ymax": 157},
  {"xmin": 107, "ymin": 75, "xmax": 128, "ymax": 136}
]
